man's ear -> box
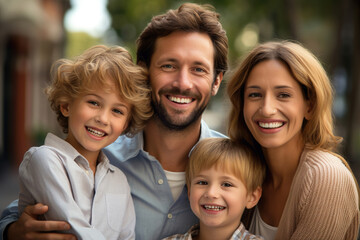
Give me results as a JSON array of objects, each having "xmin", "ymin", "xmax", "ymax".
[
  {"xmin": 60, "ymin": 103, "xmax": 70, "ymax": 117},
  {"xmin": 211, "ymin": 72, "xmax": 223, "ymax": 96},
  {"xmin": 245, "ymin": 186, "xmax": 262, "ymax": 209},
  {"xmin": 137, "ymin": 61, "xmax": 147, "ymax": 69}
]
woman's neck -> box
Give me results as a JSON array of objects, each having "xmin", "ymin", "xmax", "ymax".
[{"xmin": 263, "ymin": 140, "xmax": 305, "ymax": 188}]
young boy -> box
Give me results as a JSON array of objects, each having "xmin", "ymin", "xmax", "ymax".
[
  {"xmin": 17, "ymin": 45, "xmax": 152, "ymax": 240},
  {"xmin": 164, "ymin": 138, "xmax": 265, "ymax": 240}
]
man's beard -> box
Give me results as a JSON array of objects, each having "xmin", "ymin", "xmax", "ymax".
[{"xmin": 152, "ymin": 96, "xmax": 208, "ymax": 131}]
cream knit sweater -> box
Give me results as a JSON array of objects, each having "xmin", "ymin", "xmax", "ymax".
[{"xmin": 243, "ymin": 148, "xmax": 360, "ymax": 240}]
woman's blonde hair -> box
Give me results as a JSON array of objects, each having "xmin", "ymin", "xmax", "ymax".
[
  {"xmin": 46, "ymin": 45, "xmax": 153, "ymax": 136},
  {"xmin": 186, "ymin": 138, "xmax": 265, "ymax": 193}
]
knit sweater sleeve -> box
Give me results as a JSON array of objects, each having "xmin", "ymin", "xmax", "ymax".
[{"xmin": 284, "ymin": 150, "xmax": 360, "ymax": 240}]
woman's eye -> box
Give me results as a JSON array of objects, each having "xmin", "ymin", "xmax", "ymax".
[
  {"xmin": 248, "ymin": 92, "xmax": 261, "ymax": 98},
  {"xmin": 278, "ymin": 93, "xmax": 291, "ymax": 98}
]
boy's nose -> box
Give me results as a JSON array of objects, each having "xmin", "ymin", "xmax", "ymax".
[
  {"xmin": 204, "ymin": 185, "xmax": 219, "ymax": 199},
  {"xmin": 95, "ymin": 111, "xmax": 109, "ymax": 125}
]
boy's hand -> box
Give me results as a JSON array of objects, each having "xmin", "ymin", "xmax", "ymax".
[{"xmin": 6, "ymin": 203, "xmax": 76, "ymax": 240}]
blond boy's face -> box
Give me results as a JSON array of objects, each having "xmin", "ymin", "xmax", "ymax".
[
  {"xmin": 188, "ymin": 165, "xmax": 259, "ymax": 232},
  {"xmin": 60, "ymin": 80, "xmax": 130, "ymax": 160}
]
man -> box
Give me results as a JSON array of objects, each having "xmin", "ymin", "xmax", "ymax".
[{"xmin": 0, "ymin": 3, "xmax": 229, "ymax": 239}]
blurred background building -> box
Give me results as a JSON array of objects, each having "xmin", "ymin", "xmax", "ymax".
[
  {"xmin": 1, "ymin": 0, "xmax": 359, "ymax": 217},
  {"xmin": 0, "ymin": 0, "xmax": 70, "ymax": 210}
]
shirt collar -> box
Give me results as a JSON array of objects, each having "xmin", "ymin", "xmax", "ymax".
[
  {"xmin": 45, "ymin": 133, "xmax": 115, "ymax": 171},
  {"xmin": 114, "ymin": 120, "xmax": 215, "ymax": 162}
]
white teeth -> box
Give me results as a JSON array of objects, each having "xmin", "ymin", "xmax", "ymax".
[
  {"xmin": 203, "ymin": 205, "xmax": 225, "ymax": 211},
  {"xmin": 87, "ymin": 127, "xmax": 105, "ymax": 137},
  {"xmin": 168, "ymin": 96, "xmax": 192, "ymax": 104},
  {"xmin": 259, "ymin": 122, "xmax": 284, "ymax": 129}
]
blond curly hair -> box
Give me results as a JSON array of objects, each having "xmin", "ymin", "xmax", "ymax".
[{"xmin": 46, "ymin": 45, "xmax": 153, "ymax": 136}]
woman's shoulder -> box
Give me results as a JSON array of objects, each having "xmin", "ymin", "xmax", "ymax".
[
  {"xmin": 300, "ymin": 149, "xmax": 351, "ymax": 177},
  {"xmin": 294, "ymin": 148, "xmax": 358, "ymax": 203}
]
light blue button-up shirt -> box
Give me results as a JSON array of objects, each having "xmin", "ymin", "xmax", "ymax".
[
  {"xmin": 0, "ymin": 121, "xmax": 225, "ymax": 240},
  {"xmin": 2, "ymin": 133, "xmax": 135, "ymax": 240},
  {"xmin": 103, "ymin": 120, "xmax": 226, "ymax": 240}
]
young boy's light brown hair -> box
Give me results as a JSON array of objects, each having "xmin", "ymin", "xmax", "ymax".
[{"xmin": 186, "ymin": 138, "xmax": 265, "ymax": 194}]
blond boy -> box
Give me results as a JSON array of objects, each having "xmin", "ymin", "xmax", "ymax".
[{"xmin": 165, "ymin": 138, "xmax": 265, "ymax": 240}]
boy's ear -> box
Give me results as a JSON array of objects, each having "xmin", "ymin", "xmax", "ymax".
[
  {"xmin": 211, "ymin": 72, "xmax": 223, "ymax": 96},
  {"xmin": 245, "ymin": 186, "xmax": 262, "ymax": 209},
  {"xmin": 60, "ymin": 103, "xmax": 70, "ymax": 117}
]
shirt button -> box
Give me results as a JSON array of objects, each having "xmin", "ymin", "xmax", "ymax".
[
  {"xmin": 167, "ymin": 213, "xmax": 173, "ymax": 219},
  {"xmin": 158, "ymin": 179, "xmax": 164, "ymax": 185}
]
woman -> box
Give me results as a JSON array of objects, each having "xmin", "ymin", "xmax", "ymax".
[{"xmin": 227, "ymin": 40, "xmax": 359, "ymax": 240}]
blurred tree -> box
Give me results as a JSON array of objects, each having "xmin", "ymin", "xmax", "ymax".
[{"xmin": 66, "ymin": 31, "xmax": 102, "ymax": 58}]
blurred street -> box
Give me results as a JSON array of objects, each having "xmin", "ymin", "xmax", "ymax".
[{"xmin": 0, "ymin": 162, "xmax": 19, "ymax": 214}]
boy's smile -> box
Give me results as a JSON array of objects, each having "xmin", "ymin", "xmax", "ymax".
[{"xmin": 189, "ymin": 166, "xmax": 253, "ymax": 232}]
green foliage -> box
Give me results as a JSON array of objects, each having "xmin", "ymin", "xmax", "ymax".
[
  {"xmin": 65, "ymin": 31, "xmax": 103, "ymax": 58},
  {"xmin": 106, "ymin": 0, "xmax": 342, "ymax": 65}
]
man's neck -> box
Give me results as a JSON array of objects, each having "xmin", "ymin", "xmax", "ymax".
[{"xmin": 143, "ymin": 118, "xmax": 202, "ymax": 172}]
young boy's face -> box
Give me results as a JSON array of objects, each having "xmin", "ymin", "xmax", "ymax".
[
  {"xmin": 61, "ymin": 80, "xmax": 131, "ymax": 159},
  {"xmin": 188, "ymin": 165, "xmax": 257, "ymax": 231}
]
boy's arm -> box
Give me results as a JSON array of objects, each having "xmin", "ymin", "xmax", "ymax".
[{"xmin": 1, "ymin": 201, "xmax": 74, "ymax": 240}]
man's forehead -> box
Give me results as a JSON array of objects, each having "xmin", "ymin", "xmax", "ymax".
[{"xmin": 152, "ymin": 31, "xmax": 215, "ymax": 65}]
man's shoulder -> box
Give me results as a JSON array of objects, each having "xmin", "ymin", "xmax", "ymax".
[
  {"xmin": 200, "ymin": 120, "xmax": 227, "ymax": 139},
  {"xmin": 104, "ymin": 132, "xmax": 143, "ymax": 163}
]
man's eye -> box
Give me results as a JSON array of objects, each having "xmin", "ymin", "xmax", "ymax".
[
  {"xmin": 161, "ymin": 64, "xmax": 174, "ymax": 71},
  {"xmin": 192, "ymin": 67, "xmax": 208, "ymax": 75},
  {"xmin": 195, "ymin": 67, "xmax": 205, "ymax": 72}
]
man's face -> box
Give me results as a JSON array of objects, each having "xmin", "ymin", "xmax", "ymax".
[{"xmin": 149, "ymin": 31, "xmax": 222, "ymax": 130}]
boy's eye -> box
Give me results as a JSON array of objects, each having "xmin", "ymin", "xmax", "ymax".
[
  {"xmin": 222, "ymin": 182, "xmax": 233, "ymax": 187},
  {"xmin": 112, "ymin": 109, "xmax": 123, "ymax": 115},
  {"xmin": 196, "ymin": 180, "xmax": 208, "ymax": 185},
  {"xmin": 88, "ymin": 100, "xmax": 99, "ymax": 106}
]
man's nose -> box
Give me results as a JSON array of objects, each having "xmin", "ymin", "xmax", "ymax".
[{"xmin": 173, "ymin": 68, "xmax": 193, "ymax": 90}]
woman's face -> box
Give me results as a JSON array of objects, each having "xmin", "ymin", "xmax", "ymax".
[{"xmin": 243, "ymin": 59, "xmax": 311, "ymax": 150}]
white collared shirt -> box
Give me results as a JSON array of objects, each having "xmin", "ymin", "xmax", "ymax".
[{"xmin": 18, "ymin": 133, "xmax": 135, "ymax": 240}]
